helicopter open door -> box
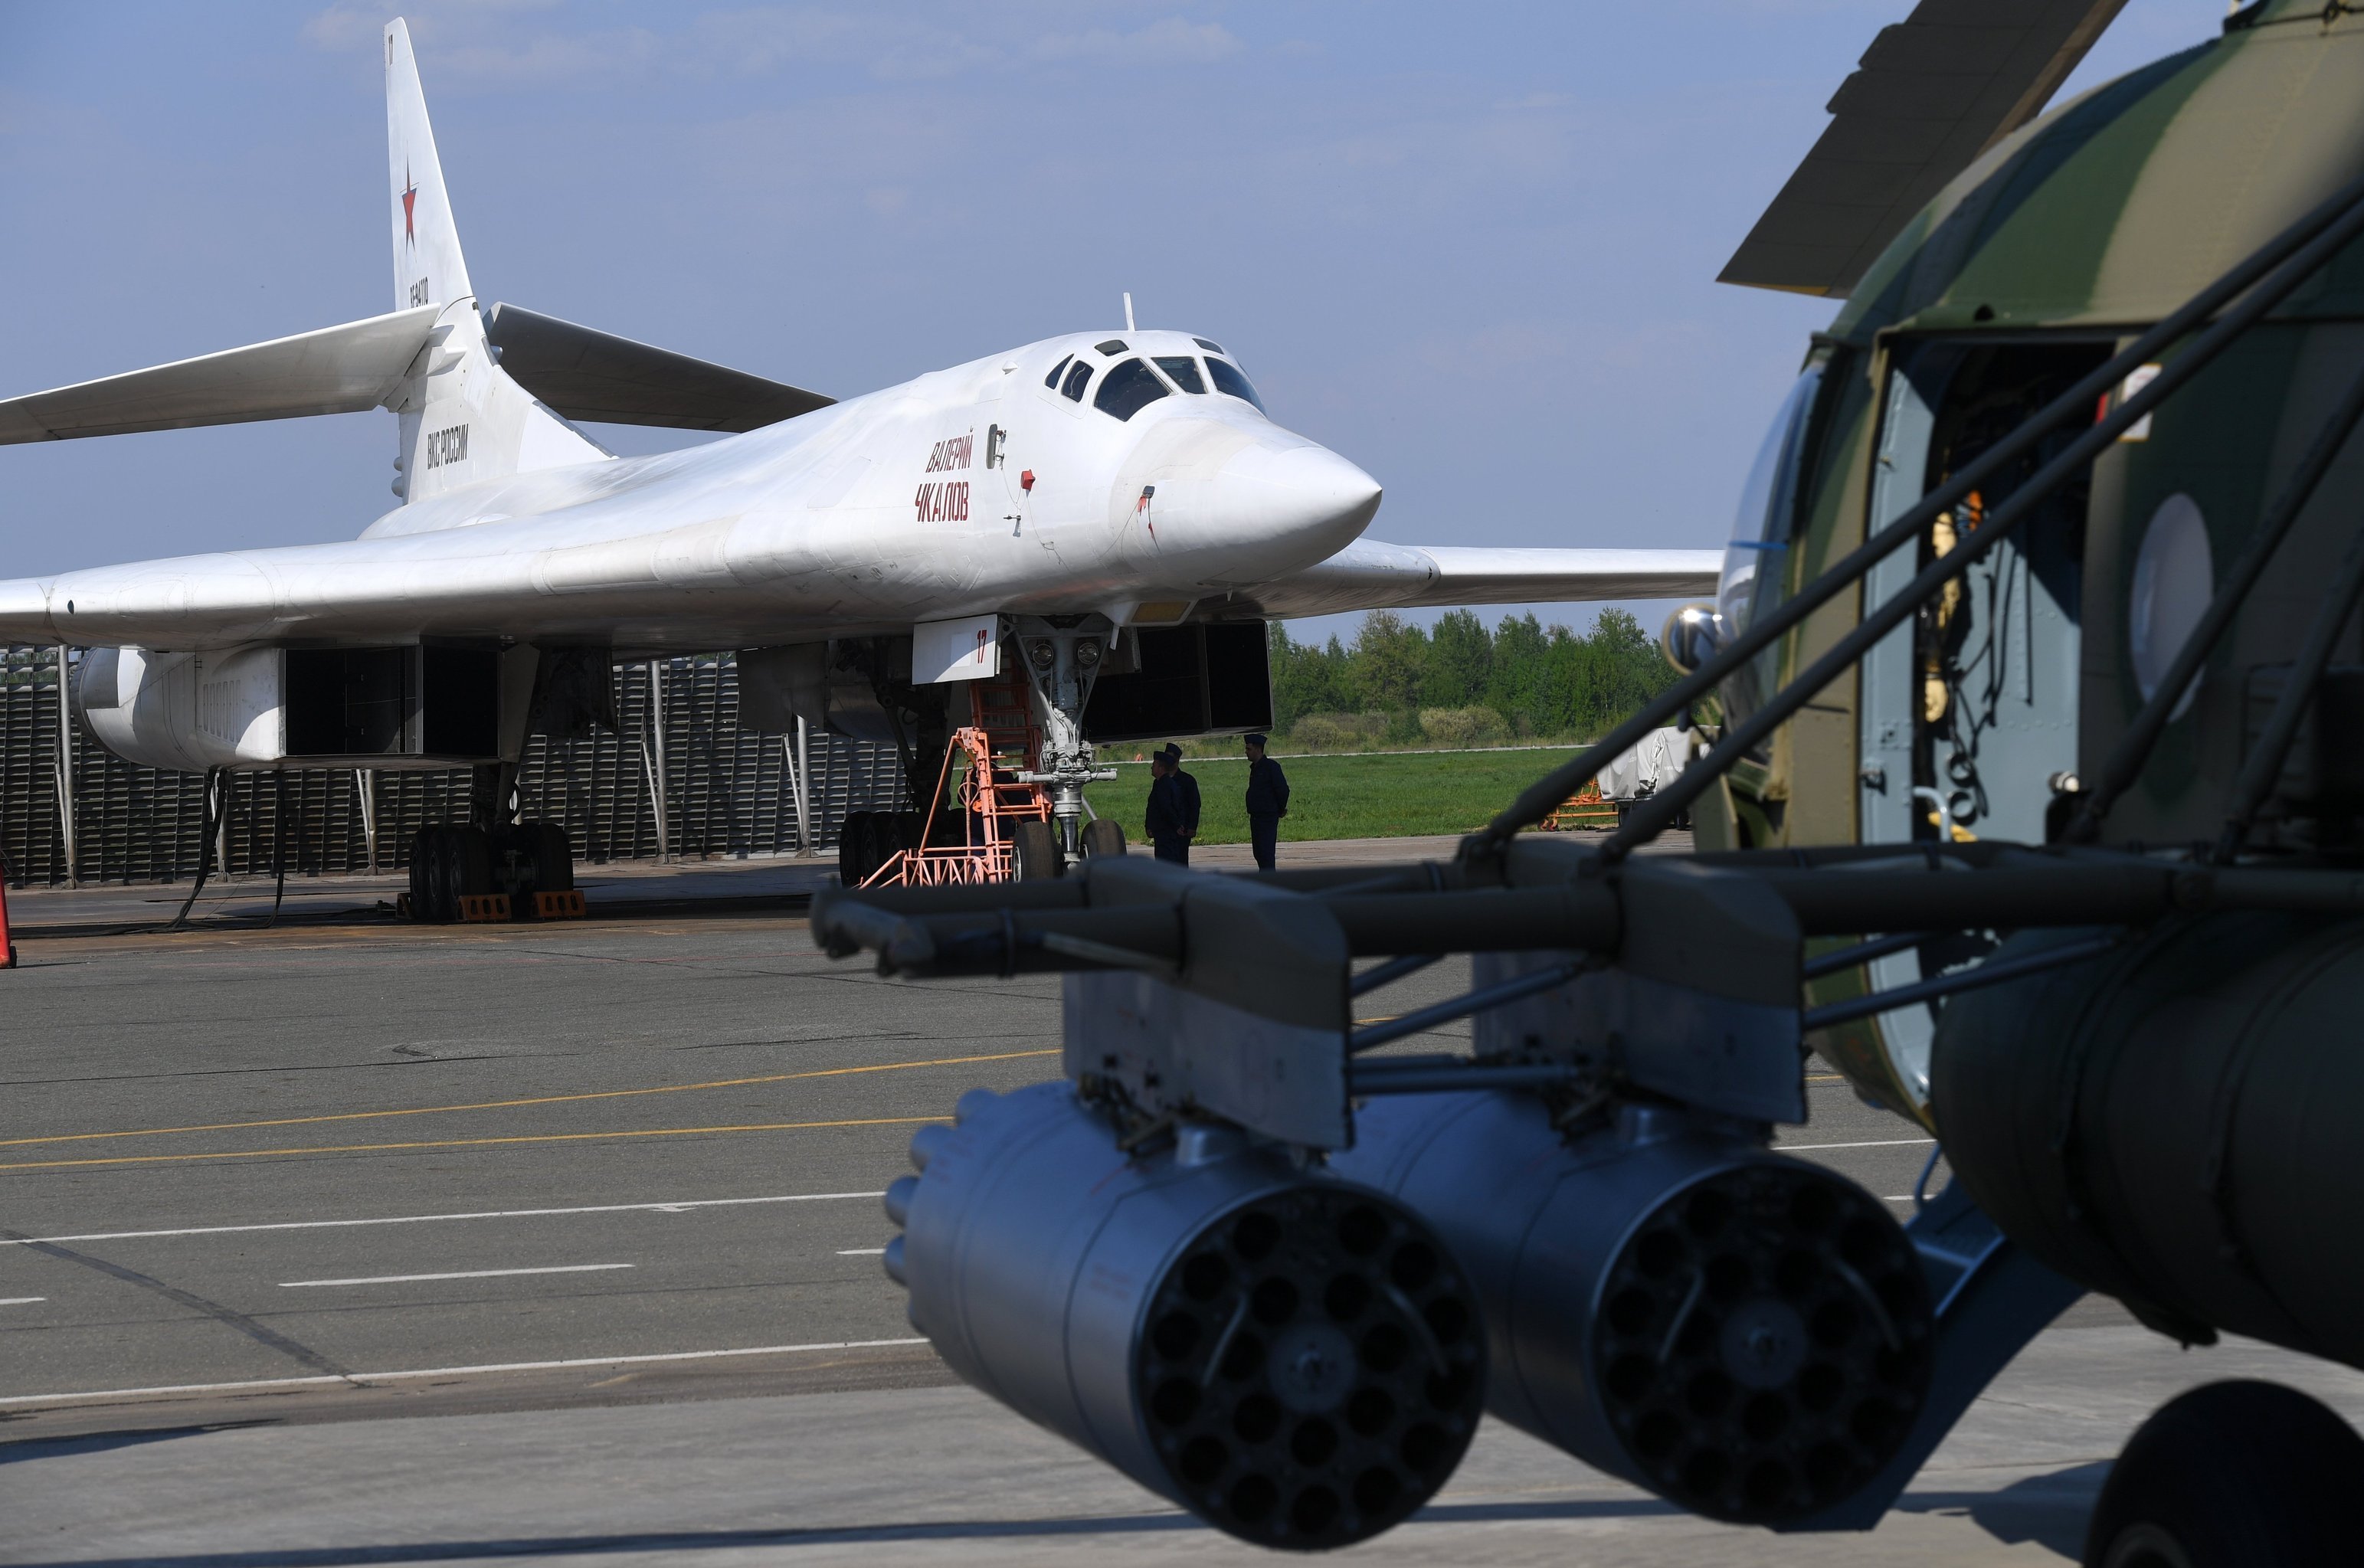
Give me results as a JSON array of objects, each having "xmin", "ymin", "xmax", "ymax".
[{"xmin": 1852, "ymin": 337, "xmax": 2110, "ymax": 1104}]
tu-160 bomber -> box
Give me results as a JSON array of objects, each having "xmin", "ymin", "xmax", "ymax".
[{"xmin": 0, "ymin": 18, "xmax": 1714, "ymax": 906}]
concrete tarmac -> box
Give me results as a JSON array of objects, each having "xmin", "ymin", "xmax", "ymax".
[{"xmin": 0, "ymin": 838, "xmax": 2337, "ymax": 1566}]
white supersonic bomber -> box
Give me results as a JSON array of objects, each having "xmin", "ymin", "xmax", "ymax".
[{"xmin": 0, "ymin": 20, "xmax": 1717, "ymax": 867}]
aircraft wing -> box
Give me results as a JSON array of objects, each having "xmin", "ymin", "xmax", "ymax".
[
  {"xmin": 0, "ymin": 529, "xmax": 1721, "ymax": 651},
  {"xmin": 0, "ymin": 306, "xmax": 440, "ymax": 444},
  {"xmin": 1719, "ymin": 0, "xmax": 2130, "ymax": 297},
  {"xmin": 1223, "ymin": 538, "xmax": 1722, "ymax": 620},
  {"xmin": 481, "ymin": 304, "xmax": 833, "ymax": 433}
]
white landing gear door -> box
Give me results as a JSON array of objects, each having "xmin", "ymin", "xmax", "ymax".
[{"xmin": 915, "ymin": 614, "xmax": 1004, "ymax": 684}]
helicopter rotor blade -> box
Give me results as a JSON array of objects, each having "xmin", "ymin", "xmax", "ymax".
[{"xmin": 1719, "ymin": 0, "xmax": 2132, "ymax": 299}]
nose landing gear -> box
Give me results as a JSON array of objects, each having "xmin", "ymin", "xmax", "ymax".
[
  {"xmin": 1010, "ymin": 616, "xmax": 1119, "ymax": 871},
  {"xmin": 850, "ymin": 627, "xmax": 1129, "ymax": 888}
]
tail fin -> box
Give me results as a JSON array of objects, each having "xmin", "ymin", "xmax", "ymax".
[
  {"xmin": 386, "ymin": 20, "xmax": 471, "ymax": 313},
  {"xmin": 381, "ymin": 18, "xmax": 607, "ymax": 503}
]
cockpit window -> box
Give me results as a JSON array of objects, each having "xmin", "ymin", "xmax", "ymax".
[
  {"xmin": 1193, "ymin": 337, "xmax": 1225, "ymax": 354},
  {"xmin": 1095, "ymin": 339, "xmax": 1129, "ymax": 355},
  {"xmin": 1205, "ymin": 357, "xmax": 1265, "ymax": 414},
  {"xmin": 1717, "ymin": 365, "xmax": 1825, "ymax": 741},
  {"xmin": 1044, "ymin": 354, "xmax": 1072, "ymax": 390},
  {"xmin": 1060, "ymin": 360, "xmax": 1093, "ymax": 402},
  {"xmin": 1093, "ymin": 358, "xmax": 1171, "ymax": 421},
  {"xmin": 1155, "ymin": 355, "xmax": 1207, "ymax": 394}
]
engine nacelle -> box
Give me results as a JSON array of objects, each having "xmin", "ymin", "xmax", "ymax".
[
  {"xmin": 73, "ymin": 646, "xmax": 283, "ymax": 771},
  {"xmin": 881, "ymin": 1082, "xmax": 1486, "ymax": 1550},
  {"xmin": 1332, "ymin": 1091, "xmax": 1934, "ymax": 1526},
  {"xmin": 72, "ymin": 643, "xmax": 510, "ymax": 771}
]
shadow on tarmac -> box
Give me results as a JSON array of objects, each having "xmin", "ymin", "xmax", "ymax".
[
  {"xmin": 1892, "ymin": 1458, "xmax": 2106, "ymax": 1558},
  {"xmin": 12, "ymin": 1496, "xmax": 1689, "ymax": 1566},
  {"xmin": 0, "ymin": 1422, "xmax": 273, "ymax": 1467}
]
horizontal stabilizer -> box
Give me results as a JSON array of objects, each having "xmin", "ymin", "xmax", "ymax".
[
  {"xmin": 0, "ymin": 306, "xmax": 440, "ymax": 444},
  {"xmin": 1228, "ymin": 539, "xmax": 1723, "ymax": 620},
  {"xmin": 483, "ymin": 303, "xmax": 833, "ymax": 433}
]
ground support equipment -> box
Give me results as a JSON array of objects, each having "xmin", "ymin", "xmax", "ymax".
[
  {"xmin": 859, "ymin": 671, "xmax": 1120, "ymax": 888},
  {"xmin": 1537, "ymin": 778, "xmax": 1617, "ymax": 831},
  {"xmin": 404, "ymin": 820, "xmax": 578, "ymax": 923}
]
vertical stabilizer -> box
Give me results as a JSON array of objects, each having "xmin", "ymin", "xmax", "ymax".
[
  {"xmin": 386, "ymin": 20, "xmax": 472, "ymax": 312},
  {"xmin": 380, "ymin": 18, "xmax": 607, "ymax": 503}
]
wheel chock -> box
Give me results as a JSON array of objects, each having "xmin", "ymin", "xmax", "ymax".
[
  {"xmin": 457, "ymin": 893, "xmax": 512, "ymax": 922},
  {"xmin": 394, "ymin": 892, "xmax": 413, "ymax": 921},
  {"xmin": 532, "ymin": 889, "xmax": 587, "ymax": 920}
]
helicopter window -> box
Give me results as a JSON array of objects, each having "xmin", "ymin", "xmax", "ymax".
[
  {"xmin": 1093, "ymin": 358, "xmax": 1171, "ymax": 421},
  {"xmin": 1095, "ymin": 339, "xmax": 1129, "ymax": 355},
  {"xmin": 1193, "ymin": 337, "xmax": 1225, "ymax": 353},
  {"xmin": 1205, "ymin": 357, "xmax": 1265, "ymax": 413},
  {"xmin": 1060, "ymin": 360, "xmax": 1093, "ymax": 402},
  {"xmin": 1155, "ymin": 355, "xmax": 1207, "ymax": 393},
  {"xmin": 1044, "ymin": 354, "xmax": 1072, "ymax": 390},
  {"xmin": 1717, "ymin": 365, "xmax": 1825, "ymax": 735}
]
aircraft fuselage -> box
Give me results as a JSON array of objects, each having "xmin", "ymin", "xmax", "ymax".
[{"xmin": 19, "ymin": 326, "xmax": 1378, "ymax": 656}]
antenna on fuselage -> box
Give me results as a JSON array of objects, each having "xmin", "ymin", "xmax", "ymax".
[{"xmin": 1123, "ymin": 293, "xmax": 1137, "ymax": 332}]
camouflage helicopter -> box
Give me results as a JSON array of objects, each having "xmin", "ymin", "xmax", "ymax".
[{"xmin": 815, "ymin": 2, "xmax": 2364, "ymax": 1563}]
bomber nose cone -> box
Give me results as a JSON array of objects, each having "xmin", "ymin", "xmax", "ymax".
[{"xmin": 1216, "ymin": 441, "xmax": 1383, "ymax": 550}]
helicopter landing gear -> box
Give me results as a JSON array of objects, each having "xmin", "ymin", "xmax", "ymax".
[{"xmin": 2083, "ymin": 1380, "xmax": 2364, "ymax": 1568}]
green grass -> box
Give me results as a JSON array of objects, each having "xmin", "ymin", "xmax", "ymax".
[{"xmin": 1082, "ymin": 748, "xmax": 1586, "ymax": 846}]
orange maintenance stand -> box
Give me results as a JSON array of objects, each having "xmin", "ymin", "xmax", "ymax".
[
  {"xmin": 1538, "ymin": 777, "xmax": 1619, "ymax": 833},
  {"xmin": 863, "ymin": 669, "xmax": 1057, "ymax": 888}
]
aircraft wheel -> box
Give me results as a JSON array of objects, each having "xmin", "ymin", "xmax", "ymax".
[
  {"xmin": 1081, "ymin": 820, "xmax": 1126, "ymax": 859},
  {"xmin": 2083, "ymin": 1380, "xmax": 2364, "ymax": 1568},
  {"xmin": 1013, "ymin": 821, "xmax": 1062, "ymax": 881},
  {"xmin": 838, "ymin": 811, "xmax": 876, "ymax": 887},
  {"xmin": 450, "ymin": 824, "xmax": 493, "ymax": 899},
  {"xmin": 524, "ymin": 821, "xmax": 574, "ymax": 894},
  {"xmin": 411, "ymin": 824, "xmax": 473, "ymax": 923},
  {"xmin": 408, "ymin": 827, "xmax": 443, "ymax": 922}
]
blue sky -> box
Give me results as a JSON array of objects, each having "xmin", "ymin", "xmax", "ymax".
[{"xmin": 0, "ymin": 1, "xmax": 2214, "ymax": 647}]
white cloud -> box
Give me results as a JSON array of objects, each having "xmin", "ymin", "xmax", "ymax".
[
  {"xmin": 1030, "ymin": 17, "xmax": 1244, "ymax": 66},
  {"xmin": 304, "ymin": 0, "xmax": 565, "ymax": 54},
  {"xmin": 308, "ymin": 5, "xmax": 1249, "ymax": 89},
  {"xmin": 439, "ymin": 28, "xmax": 664, "ymax": 85}
]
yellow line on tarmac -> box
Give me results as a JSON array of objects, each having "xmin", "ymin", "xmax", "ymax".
[
  {"xmin": 0, "ymin": 1050, "xmax": 1058, "ymax": 1149},
  {"xmin": 0, "ymin": 1117, "xmax": 947, "ymax": 1173}
]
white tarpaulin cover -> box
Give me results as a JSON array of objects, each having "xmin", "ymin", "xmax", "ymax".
[{"xmin": 1597, "ymin": 727, "xmax": 1691, "ymax": 802}]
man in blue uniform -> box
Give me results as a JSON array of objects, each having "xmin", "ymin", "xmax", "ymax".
[
  {"xmin": 1243, "ymin": 732, "xmax": 1289, "ymax": 872},
  {"xmin": 1145, "ymin": 743, "xmax": 1200, "ymax": 865}
]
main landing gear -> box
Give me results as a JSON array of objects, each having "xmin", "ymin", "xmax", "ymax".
[
  {"xmin": 2084, "ymin": 1380, "xmax": 2364, "ymax": 1567},
  {"xmin": 407, "ymin": 820, "xmax": 575, "ymax": 923}
]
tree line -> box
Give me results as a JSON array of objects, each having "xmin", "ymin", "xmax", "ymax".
[{"xmin": 1265, "ymin": 607, "xmax": 1677, "ymax": 751}]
